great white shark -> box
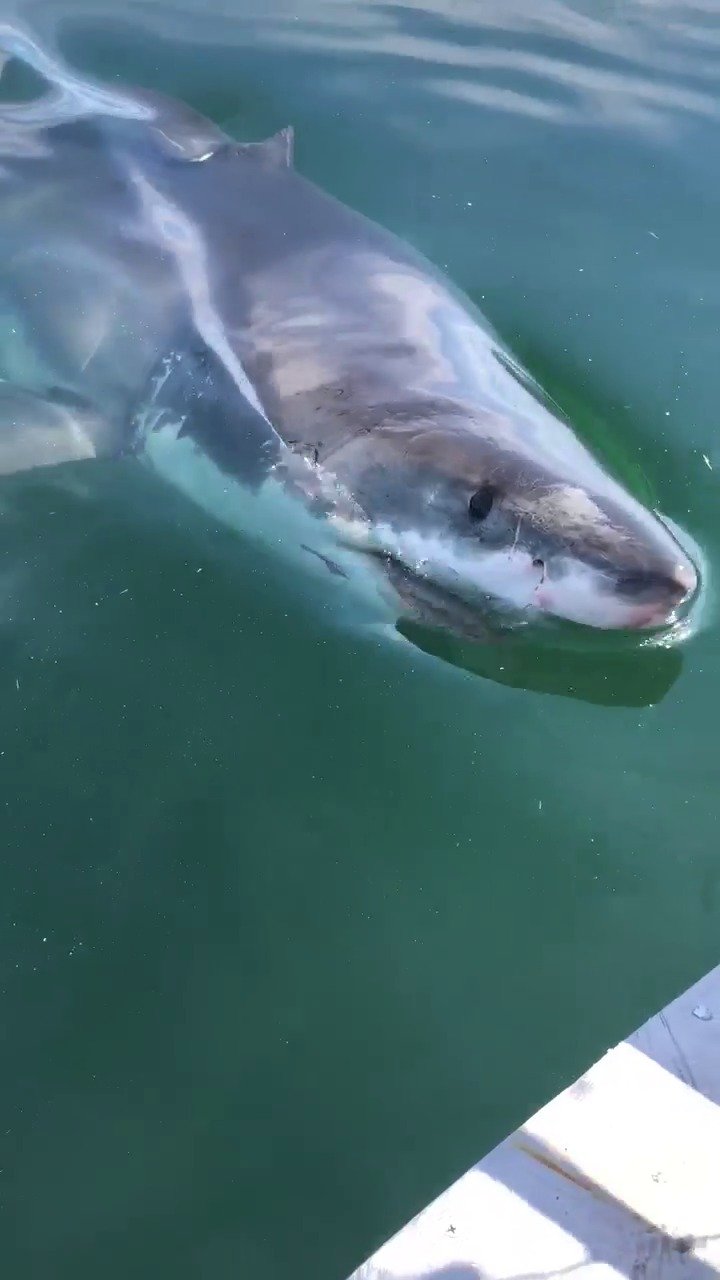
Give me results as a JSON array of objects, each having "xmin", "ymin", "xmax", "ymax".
[{"xmin": 0, "ymin": 26, "xmax": 699, "ymax": 640}]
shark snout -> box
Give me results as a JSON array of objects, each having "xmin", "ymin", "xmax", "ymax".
[
  {"xmin": 614, "ymin": 558, "xmax": 698, "ymax": 629},
  {"xmin": 671, "ymin": 559, "xmax": 698, "ymax": 600},
  {"xmin": 529, "ymin": 537, "xmax": 699, "ymax": 631},
  {"xmin": 615, "ymin": 560, "xmax": 696, "ymax": 604}
]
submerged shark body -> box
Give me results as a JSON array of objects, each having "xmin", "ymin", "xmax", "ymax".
[{"xmin": 0, "ymin": 27, "xmax": 699, "ymax": 638}]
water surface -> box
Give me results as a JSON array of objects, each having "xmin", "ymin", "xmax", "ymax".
[{"xmin": 1, "ymin": 2, "xmax": 719, "ymax": 1277}]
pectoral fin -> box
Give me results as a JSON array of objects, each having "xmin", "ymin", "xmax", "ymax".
[{"xmin": 0, "ymin": 382, "xmax": 117, "ymax": 475}]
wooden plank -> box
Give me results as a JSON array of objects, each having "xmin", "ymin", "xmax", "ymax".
[{"xmin": 349, "ymin": 965, "xmax": 720, "ymax": 1280}]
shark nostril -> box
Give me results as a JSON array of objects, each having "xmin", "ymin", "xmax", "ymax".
[
  {"xmin": 616, "ymin": 565, "xmax": 696, "ymax": 602},
  {"xmin": 615, "ymin": 570, "xmax": 657, "ymax": 597}
]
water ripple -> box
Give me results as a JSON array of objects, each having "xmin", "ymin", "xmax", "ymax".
[{"xmin": 8, "ymin": 0, "xmax": 720, "ymax": 143}]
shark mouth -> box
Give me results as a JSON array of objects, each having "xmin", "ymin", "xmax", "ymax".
[{"xmin": 355, "ymin": 549, "xmax": 526, "ymax": 641}]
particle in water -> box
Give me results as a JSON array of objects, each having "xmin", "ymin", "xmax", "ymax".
[
  {"xmin": 702, "ymin": 454, "xmax": 712, "ymax": 470},
  {"xmin": 648, "ymin": 231, "xmax": 659, "ymax": 240},
  {"xmin": 692, "ymin": 1004, "xmax": 712, "ymax": 1021}
]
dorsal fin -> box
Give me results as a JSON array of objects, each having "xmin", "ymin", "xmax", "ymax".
[{"xmin": 241, "ymin": 125, "xmax": 294, "ymax": 169}]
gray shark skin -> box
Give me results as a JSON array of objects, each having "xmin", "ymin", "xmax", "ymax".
[{"xmin": 0, "ymin": 25, "xmax": 699, "ymax": 638}]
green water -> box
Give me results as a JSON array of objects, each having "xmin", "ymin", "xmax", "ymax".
[{"xmin": 2, "ymin": 2, "xmax": 720, "ymax": 1276}]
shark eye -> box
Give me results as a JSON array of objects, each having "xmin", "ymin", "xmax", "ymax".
[{"xmin": 468, "ymin": 484, "xmax": 495, "ymax": 522}]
